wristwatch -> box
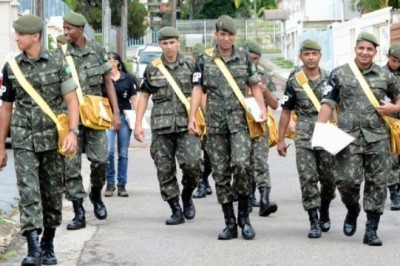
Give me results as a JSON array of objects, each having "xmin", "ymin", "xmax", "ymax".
[{"xmin": 70, "ymin": 128, "xmax": 79, "ymax": 135}]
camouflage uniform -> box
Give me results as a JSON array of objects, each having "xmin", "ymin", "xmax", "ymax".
[
  {"xmin": 141, "ymin": 54, "xmax": 202, "ymax": 201},
  {"xmin": 1, "ymin": 50, "xmax": 75, "ymax": 234},
  {"xmin": 322, "ymin": 63, "xmax": 400, "ymax": 213},
  {"xmin": 192, "ymin": 46, "xmax": 259, "ymax": 204},
  {"xmin": 250, "ymin": 65, "xmax": 276, "ymax": 189},
  {"xmin": 282, "ymin": 66, "xmax": 336, "ymax": 211},
  {"xmin": 59, "ymin": 42, "xmax": 110, "ymax": 201}
]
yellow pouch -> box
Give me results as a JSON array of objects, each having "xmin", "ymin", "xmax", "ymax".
[
  {"xmin": 80, "ymin": 95, "xmax": 113, "ymax": 130},
  {"xmin": 386, "ymin": 116, "xmax": 400, "ymax": 155},
  {"xmin": 267, "ymin": 112, "xmax": 278, "ymax": 147}
]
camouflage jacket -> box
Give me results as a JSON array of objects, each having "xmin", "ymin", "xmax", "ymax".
[
  {"xmin": 192, "ymin": 45, "xmax": 259, "ymax": 134},
  {"xmin": 281, "ymin": 66, "xmax": 329, "ymax": 148},
  {"xmin": 322, "ymin": 62, "xmax": 400, "ymax": 143},
  {"xmin": 57, "ymin": 41, "xmax": 111, "ymax": 96},
  {"xmin": 1, "ymin": 49, "xmax": 76, "ymax": 152},
  {"xmin": 246, "ymin": 64, "xmax": 277, "ymax": 107},
  {"xmin": 140, "ymin": 54, "xmax": 194, "ymax": 134},
  {"xmin": 383, "ymin": 64, "xmax": 400, "ymax": 119}
]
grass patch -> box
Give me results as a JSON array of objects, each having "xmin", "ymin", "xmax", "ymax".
[
  {"xmin": 264, "ymin": 48, "xmax": 281, "ymax": 54},
  {"xmin": 125, "ymin": 60, "xmax": 133, "ymax": 74},
  {"xmin": 271, "ymin": 58, "xmax": 294, "ymax": 69},
  {"xmin": 1, "ymin": 250, "xmax": 17, "ymax": 260}
]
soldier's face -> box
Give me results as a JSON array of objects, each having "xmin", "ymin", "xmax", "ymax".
[
  {"xmin": 159, "ymin": 38, "xmax": 180, "ymax": 61},
  {"xmin": 14, "ymin": 32, "xmax": 39, "ymax": 51},
  {"xmin": 214, "ymin": 30, "xmax": 235, "ymax": 52},
  {"xmin": 250, "ymin": 52, "xmax": 261, "ymax": 65},
  {"xmin": 299, "ymin": 50, "xmax": 321, "ymax": 70},
  {"xmin": 354, "ymin": 41, "xmax": 377, "ymax": 68},
  {"xmin": 63, "ymin": 22, "xmax": 83, "ymax": 44},
  {"xmin": 387, "ymin": 55, "xmax": 400, "ymax": 71}
]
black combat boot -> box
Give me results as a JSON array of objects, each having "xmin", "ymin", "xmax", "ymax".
[
  {"xmin": 181, "ymin": 187, "xmax": 196, "ymax": 220},
  {"xmin": 238, "ymin": 196, "xmax": 256, "ymax": 240},
  {"xmin": 21, "ymin": 229, "xmax": 42, "ymax": 266},
  {"xmin": 307, "ymin": 208, "xmax": 321, "ymax": 238},
  {"xmin": 319, "ymin": 199, "xmax": 331, "ymax": 232},
  {"xmin": 259, "ymin": 186, "xmax": 278, "ymax": 217},
  {"xmin": 204, "ymin": 176, "xmax": 212, "ymax": 195},
  {"xmin": 41, "ymin": 227, "xmax": 57, "ymax": 265},
  {"xmin": 218, "ymin": 202, "xmax": 238, "ymax": 240},
  {"xmin": 89, "ymin": 186, "xmax": 107, "ymax": 220},
  {"xmin": 66, "ymin": 198, "xmax": 86, "ymax": 230},
  {"xmin": 251, "ymin": 182, "xmax": 260, "ymax": 208},
  {"xmin": 363, "ymin": 212, "xmax": 382, "ymax": 246},
  {"xmin": 389, "ymin": 184, "xmax": 400, "ymax": 211},
  {"xmin": 166, "ymin": 197, "xmax": 185, "ymax": 225},
  {"xmin": 343, "ymin": 203, "xmax": 361, "ymax": 236},
  {"xmin": 192, "ymin": 179, "xmax": 206, "ymax": 198}
]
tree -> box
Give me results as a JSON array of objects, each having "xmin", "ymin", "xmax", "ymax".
[
  {"xmin": 350, "ymin": 0, "xmax": 388, "ymax": 14},
  {"xmin": 63, "ymin": 0, "xmax": 148, "ymax": 39}
]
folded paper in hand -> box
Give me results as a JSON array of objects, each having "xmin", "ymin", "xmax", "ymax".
[
  {"xmin": 311, "ymin": 122, "xmax": 355, "ymax": 155},
  {"xmin": 123, "ymin": 110, "xmax": 150, "ymax": 130},
  {"xmin": 244, "ymin": 97, "xmax": 263, "ymax": 122}
]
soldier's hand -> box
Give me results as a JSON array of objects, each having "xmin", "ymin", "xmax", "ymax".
[
  {"xmin": 188, "ymin": 117, "xmax": 198, "ymax": 135},
  {"xmin": 62, "ymin": 132, "xmax": 78, "ymax": 155},
  {"xmin": 134, "ymin": 125, "xmax": 144, "ymax": 142},
  {"xmin": 0, "ymin": 148, "xmax": 8, "ymax": 171},
  {"xmin": 112, "ymin": 113, "xmax": 122, "ymax": 131},
  {"xmin": 376, "ymin": 100, "xmax": 396, "ymax": 116},
  {"xmin": 277, "ymin": 140, "xmax": 288, "ymax": 157}
]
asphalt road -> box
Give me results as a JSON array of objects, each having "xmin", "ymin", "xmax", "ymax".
[{"xmin": 3, "ymin": 118, "xmax": 400, "ymax": 266}]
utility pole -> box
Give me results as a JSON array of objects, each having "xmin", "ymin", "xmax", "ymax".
[
  {"xmin": 102, "ymin": 0, "xmax": 111, "ymax": 52},
  {"xmin": 35, "ymin": 0, "xmax": 46, "ymax": 48},
  {"xmin": 171, "ymin": 0, "xmax": 177, "ymax": 27},
  {"xmin": 121, "ymin": 0, "xmax": 128, "ymax": 61}
]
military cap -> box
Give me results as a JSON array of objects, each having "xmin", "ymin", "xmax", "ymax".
[
  {"xmin": 192, "ymin": 43, "xmax": 205, "ymax": 57},
  {"xmin": 63, "ymin": 12, "xmax": 87, "ymax": 27},
  {"xmin": 357, "ymin": 31, "xmax": 379, "ymax": 46},
  {"xmin": 300, "ymin": 39, "xmax": 321, "ymax": 52},
  {"xmin": 13, "ymin": 15, "xmax": 43, "ymax": 34},
  {"xmin": 389, "ymin": 43, "xmax": 400, "ymax": 59},
  {"xmin": 246, "ymin": 40, "xmax": 262, "ymax": 55},
  {"xmin": 216, "ymin": 15, "xmax": 236, "ymax": 34},
  {"xmin": 56, "ymin": 34, "xmax": 67, "ymax": 44},
  {"xmin": 158, "ymin": 26, "xmax": 180, "ymax": 41}
]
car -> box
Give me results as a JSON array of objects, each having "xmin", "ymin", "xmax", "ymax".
[{"xmin": 134, "ymin": 45, "xmax": 162, "ymax": 81}]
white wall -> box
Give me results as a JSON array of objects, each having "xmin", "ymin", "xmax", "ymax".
[{"xmin": 0, "ymin": 0, "xmax": 19, "ymax": 70}]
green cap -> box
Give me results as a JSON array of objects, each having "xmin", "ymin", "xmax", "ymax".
[
  {"xmin": 389, "ymin": 43, "xmax": 400, "ymax": 60},
  {"xmin": 192, "ymin": 43, "xmax": 205, "ymax": 57},
  {"xmin": 63, "ymin": 12, "xmax": 87, "ymax": 27},
  {"xmin": 158, "ymin": 26, "xmax": 180, "ymax": 41},
  {"xmin": 246, "ymin": 40, "xmax": 262, "ymax": 55},
  {"xmin": 13, "ymin": 15, "xmax": 43, "ymax": 34},
  {"xmin": 357, "ymin": 31, "xmax": 379, "ymax": 46},
  {"xmin": 216, "ymin": 15, "xmax": 236, "ymax": 34},
  {"xmin": 56, "ymin": 34, "xmax": 67, "ymax": 44},
  {"xmin": 300, "ymin": 39, "xmax": 321, "ymax": 52}
]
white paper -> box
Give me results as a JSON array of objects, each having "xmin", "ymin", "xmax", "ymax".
[
  {"xmin": 311, "ymin": 122, "xmax": 355, "ymax": 155},
  {"xmin": 244, "ymin": 97, "xmax": 263, "ymax": 122},
  {"xmin": 123, "ymin": 110, "xmax": 150, "ymax": 130}
]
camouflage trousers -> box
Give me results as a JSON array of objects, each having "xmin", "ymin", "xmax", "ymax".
[
  {"xmin": 251, "ymin": 131, "xmax": 271, "ymax": 188},
  {"xmin": 64, "ymin": 125, "xmax": 108, "ymax": 201},
  {"xmin": 296, "ymin": 147, "xmax": 336, "ymax": 211},
  {"xmin": 14, "ymin": 148, "xmax": 63, "ymax": 234},
  {"xmin": 201, "ymin": 136, "xmax": 212, "ymax": 180},
  {"xmin": 388, "ymin": 154, "xmax": 400, "ymax": 186},
  {"xmin": 207, "ymin": 130, "xmax": 252, "ymax": 204},
  {"xmin": 150, "ymin": 131, "xmax": 201, "ymax": 201},
  {"xmin": 335, "ymin": 137, "xmax": 389, "ymax": 214}
]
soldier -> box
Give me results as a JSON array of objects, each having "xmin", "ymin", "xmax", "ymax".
[
  {"xmin": 317, "ymin": 32, "xmax": 400, "ymax": 246},
  {"xmin": 246, "ymin": 40, "xmax": 279, "ymax": 216},
  {"xmin": 190, "ymin": 43, "xmax": 213, "ymax": 199},
  {"xmin": 56, "ymin": 34, "xmax": 67, "ymax": 48},
  {"xmin": 383, "ymin": 44, "xmax": 400, "ymax": 211},
  {"xmin": 61, "ymin": 12, "xmax": 121, "ymax": 230},
  {"xmin": 277, "ymin": 40, "xmax": 336, "ymax": 239},
  {"xmin": 134, "ymin": 27, "xmax": 202, "ymax": 225},
  {"xmin": 188, "ymin": 15, "xmax": 267, "ymax": 240},
  {"xmin": 0, "ymin": 15, "xmax": 79, "ymax": 265}
]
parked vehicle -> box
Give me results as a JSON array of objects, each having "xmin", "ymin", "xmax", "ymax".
[{"xmin": 133, "ymin": 45, "xmax": 162, "ymax": 81}]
